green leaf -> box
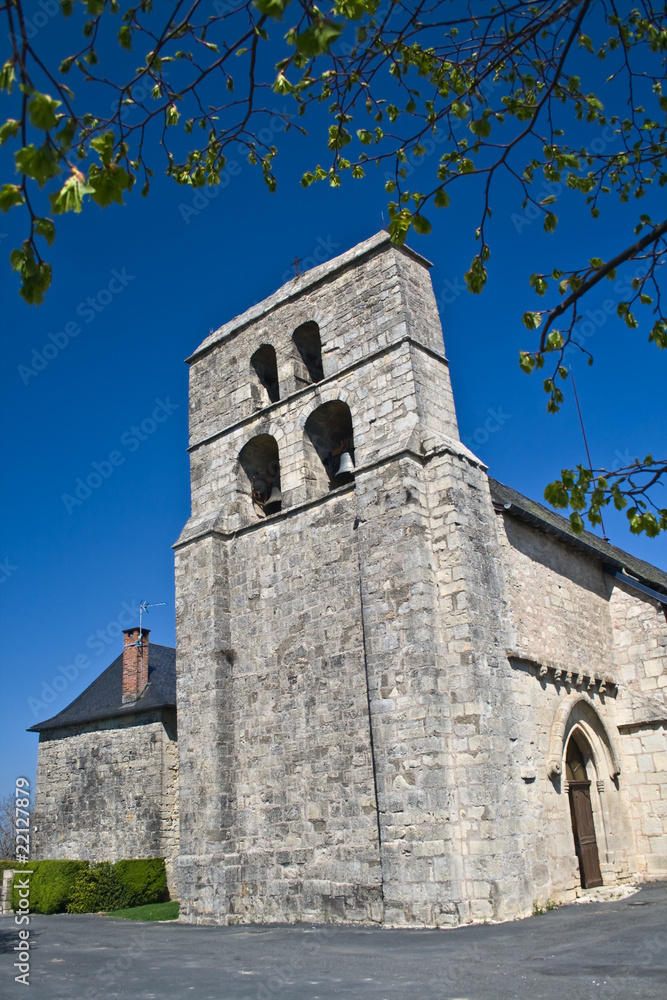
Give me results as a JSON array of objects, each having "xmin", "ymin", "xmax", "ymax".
[
  {"xmin": 544, "ymin": 481, "xmax": 569, "ymax": 508},
  {"xmin": 55, "ymin": 117, "xmax": 77, "ymax": 149},
  {"xmin": 545, "ymin": 331, "xmax": 564, "ymax": 350},
  {"xmin": 90, "ymin": 131, "xmax": 115, "ymax": 164},
  {"xmin": 28, "ymin": 93, "xmax": 62, "ymax": 131},
  {"xmin": 543, "ymin": 211, "xmax": 558, "ymax": 233},
  {"xmin": 0, "ymin": 119, "xmax": 20, "ymax": 145},
  {"xmin": 464, "ymin": 255, "xmax": 487, "ymax": 294},
  {"xmin": 649, "ymin": 319, "xmax": 667, "ymax": 348},
  {"xmin": 87, "ymin": 163, "xmax": 132, "ymax": 208},
  {"xmin": 334, "ymin": 0, "xmax": 365, "ymax": 18},
  {"xmin": 0, "ymin": 184, "xmax": 25, "ymax": 213},
  {"xmin": 10, "ymin": 241, "xmax": 52, "ymax": 306},
  {"xmin": 254, "ymin": 0, "xmax": 291, "ymax": 17},
  {"xmin": 412, "ymin": 214, "xmax": 431, "ymax": 235},
  {"xmin": 434, "ymin": 188, "xmax": 450, "ymax": 208},
  {"xmin": 569, "ymin": 511, "xmax": 585, "ymax": 534},
  {"xmin": 522, "ymin": 311, "xmax": 543, "ymax": 330},
  {"xmin": 529, "ymin": 273, "xmax": 548, "ymax": 295},
  {"xmin": 296, "ymin": 18, "xmax": 343, "ymax": 57},
  {"xmin": 15, "ymin": 144, "xmax": 61, "ymax": 187},
  {"xmin": 0, "ymin": 59, "xmax": 16, "ymax": 94},
  {"xmin": 519, "ymin": 352, "xmax": 535, "ymax": 374},
  {"xmin": 118, "ymin": 25, "xmax": 133, "ymax": 50},
  {"xmin": 469, "ymin": 118, "xmax": 491, "ymax": 138},
  {"xmin": 34, "ymin": 216, "xmax": 56, "ymax": 246},
  {"xmin": 48, "ymin": 170, "xmax": 95, "ymax": 214}
]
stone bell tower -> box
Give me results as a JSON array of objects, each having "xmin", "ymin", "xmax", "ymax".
[{"xmin": 174, "ymin": 232, "xmax": 526, "ymax": 926}]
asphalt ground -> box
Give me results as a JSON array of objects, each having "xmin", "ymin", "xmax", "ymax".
[{"xmin": 1, "ymin": 882, "xmax": 665, "ymax": 1000}]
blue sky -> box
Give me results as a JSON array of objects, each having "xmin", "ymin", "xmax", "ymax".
[{"xmin": 1, "ymin": 5, "xmax": 666, "ymax": 801}]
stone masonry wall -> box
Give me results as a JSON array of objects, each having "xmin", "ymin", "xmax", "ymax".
[
  {"xmin": 610, "ymin": 580, "xmax": 667, "ymax": 875},
  {"xmin": 175, "ymin": 232, "xmax": 667, "ymax": 926},
  {"xmin": 610, "ymin": 581, "xmax": 667, "ymax": 696},
  {"xmin": 499, "ymin": 516, "xmax": 615, "ymax": 675},
  {"xmin": 175, "ymin": 492, "xmax": 383, "ymax": 923},
  {"xmin": 496, "ymin": 511, "xmax": 667, "ymax": 889},
  {"xmin": 33, "ymin": 711, "xmax": 179, "ymax": 893}
]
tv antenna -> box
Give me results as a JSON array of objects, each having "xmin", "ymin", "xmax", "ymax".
[{"xmin": 127, "ymin": 600, "xmax": 167, "ymax": 650}]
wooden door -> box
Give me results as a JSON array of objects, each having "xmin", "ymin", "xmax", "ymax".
[{"xmin": 568, "ymin": 780, "xmax": 603, "ymax": 888}]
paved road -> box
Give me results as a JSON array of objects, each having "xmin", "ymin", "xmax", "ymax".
[{"xmin": 1, "ymin": 882, "xmax": 665, "ymax": 999}]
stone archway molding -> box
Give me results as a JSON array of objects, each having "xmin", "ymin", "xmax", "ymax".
[{"xmin": 547, "ymin": 693, "xmax": 622, "ymax": 779}]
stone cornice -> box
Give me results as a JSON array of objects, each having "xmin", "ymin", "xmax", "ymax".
[{"xmin": 187, "ymin": 335, "xmax": 449, "ymax": 453}]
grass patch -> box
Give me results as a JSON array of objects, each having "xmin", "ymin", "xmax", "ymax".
[
  {"xmin": 106, "ymin": 900, "xmax": 179, "ymax": 921},
  {"xmin": 532, "ymin": 898, "xmax": 559, "ymax": 916}
]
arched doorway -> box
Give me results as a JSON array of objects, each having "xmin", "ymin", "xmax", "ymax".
[{"xmin": 565, "ymin": 731, "xmax": 603, "ymax": 888}]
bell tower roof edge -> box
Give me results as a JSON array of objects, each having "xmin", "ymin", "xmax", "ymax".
[{"xmin": 186, "ymin": 231, "xmax": 433, "ymax": 363}]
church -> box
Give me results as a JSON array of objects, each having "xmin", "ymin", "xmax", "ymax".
[{"xmin": 32, "ymin": 232, "xmax": 667, "ymax": 926}]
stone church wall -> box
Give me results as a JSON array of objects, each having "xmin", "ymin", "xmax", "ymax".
[
  {"xmin": 610, "ymin": 579, "xmax": 667, "ymax": 875},
  {"xmin": 175, "ymin": 232, "xmax": 667, "ymax": 926},
  {"xmin": 496, "ymin": 511, "xmax": 667, "ymax": 892},
  {"xmin": 33, "ymin": 711, "xmax": 179, "ymax": 892}
]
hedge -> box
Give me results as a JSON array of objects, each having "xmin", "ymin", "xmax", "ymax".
[
  {"xmin": 67, "ymin": 858, "xmax": 167, "ymax": 913},
  {"xmin": 114, "ymin": 858, "xmax": 168, "ymax": 907},
  {"xmin": 10, "ymin": 860, "xmax": 88, "ymax": 914},
  {"xmin": 8, "ymin": 858, "xmax": 168, "ymax": 915}
]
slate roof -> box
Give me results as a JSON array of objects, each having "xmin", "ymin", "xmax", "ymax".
[
  {"xmin": 28, "ymin": 643, "xmax": 176, "ymax": 733},
  {"xmin": 489, "ymin": 478, "xmax": 667, "ymax": 597}
]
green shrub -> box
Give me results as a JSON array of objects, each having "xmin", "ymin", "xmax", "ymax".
[
  {"xmin": 10, "ymin": 860, "xmax": 88, "ymax": 914},
  {"xmin": 114, "ymin": 858, "xmax": 168, "ymax": 907},
  {"xmin": 67, "ymin": 862, "xmax": 130, "ymax": 914},
  {"xmin": 8, "ymin": 857, "xmax": 168, "ymax": 914}
]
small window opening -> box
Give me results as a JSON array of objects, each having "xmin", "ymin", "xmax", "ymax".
[
  {"xmin": 239, "ymin": 434, "xmax": 282, "ymax": 517},
  {"xmin": 565, "ymin": 735, "xmax": 588, "ymax": 782},
  {"xmin": 293, "ymin": 321, "xmax": 324, "ymax": 386},
  {"xmin": 251, "ymin": 345, "xmax": 280, "ymax": 404},
  {"xmin": 304, "ymin": 400, "xmax": 355, "ymax": 492}
]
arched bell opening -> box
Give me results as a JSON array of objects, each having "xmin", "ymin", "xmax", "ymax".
[
  {"xmin": 304, "ymin": 401, "xmax": 355, "ymax": 494},
  {"xmin": 238, "ymin": 434, "xmax": 282, "ymax": 518},
  {"xmin": 565, "ymin": 728, "xmax": 604, "ymax": 889},
  {"xmin": 293, "ymin": 321, "xmax": 324, "ymax": 387},
  {"xmin": 251, "ymin": 344, "xmax": 280, "ymax": 405}
]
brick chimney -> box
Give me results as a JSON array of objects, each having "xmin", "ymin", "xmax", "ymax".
[{"xmin": 121, "ymin": 627, "xmax": 150, "ymax": 704}]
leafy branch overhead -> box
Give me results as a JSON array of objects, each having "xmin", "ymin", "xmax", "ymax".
[{"xmin": 1, "ymin": 0, "xmax": 666, "ymax": 535}]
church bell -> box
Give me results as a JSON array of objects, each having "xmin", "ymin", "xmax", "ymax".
[
  {"xmin": 264, "ymin": 486, "xmax": 282, "ymax": 510},
  {"xmin": 337, "ymin": 451, "xmax": 355, "ymax": 475}
]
